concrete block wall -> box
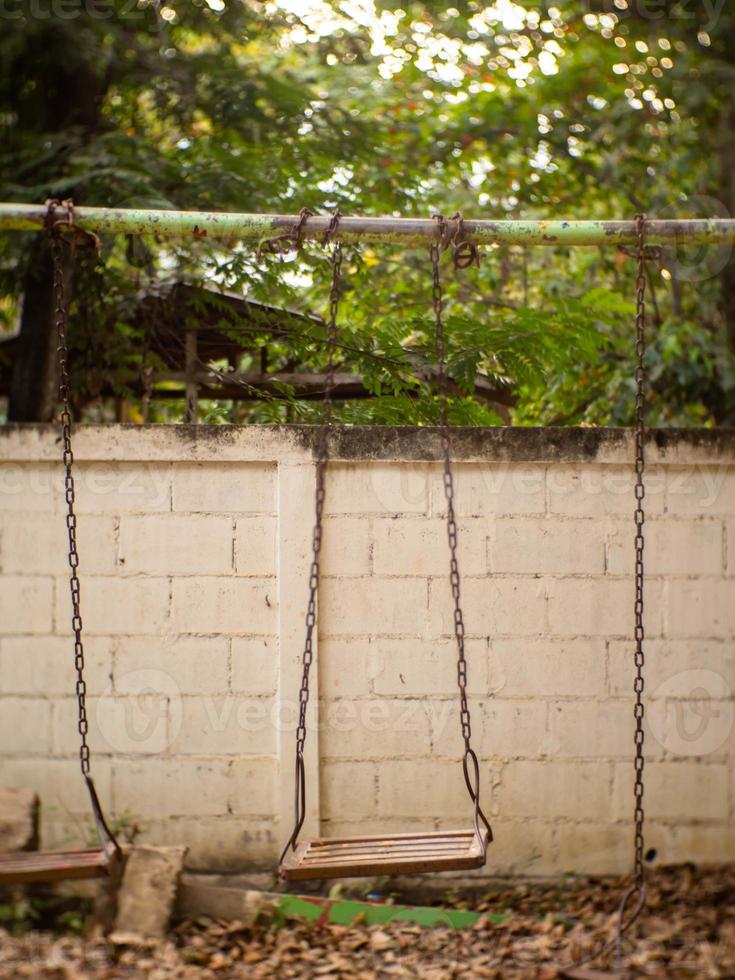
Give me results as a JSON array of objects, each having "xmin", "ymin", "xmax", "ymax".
[{"xmin": 0, "ymin": 424, "xmax": 733, "ymax": 876}]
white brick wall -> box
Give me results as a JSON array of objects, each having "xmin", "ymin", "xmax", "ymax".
[{"xmin": 0, "ymin": 424, "xmax": 733, "ymax": 875}]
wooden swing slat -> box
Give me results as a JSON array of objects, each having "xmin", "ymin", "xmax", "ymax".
[
  {"xmin": 0, "ymin": 848, "xmax": 111, "ymax": 886},
  {"xmin": 279, "ymin": 829, "xmax": 488, "ymax": 880}
]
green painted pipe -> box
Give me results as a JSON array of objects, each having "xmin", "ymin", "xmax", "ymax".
[{"xmin": 0, "ymin": 202, "xmax": 734, "ymax": 247}]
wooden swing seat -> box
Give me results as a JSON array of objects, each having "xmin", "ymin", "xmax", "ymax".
[
  {"xmin": 0, "ymin": 848, "xmax": 111, "ymax": 887},
  {"xmin": 279, "ymin": 828, "xmax": 489, "ymax": 881}
]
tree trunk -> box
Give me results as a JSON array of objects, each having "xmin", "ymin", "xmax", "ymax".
[
  {"xmin": 6, "ymin": 25, "xmax": 108, "ymax": 421},
  {"xmin": 719, "ymin": 101, "xmax": 735, "ymax": 356},
  {"xmin": 7, "ymin": 238, "xmax": 62, "ymax": 422}
]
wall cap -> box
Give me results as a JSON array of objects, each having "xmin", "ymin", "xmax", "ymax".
[{"xmin": 1, "ymin": 423, "xmax": 734, "ymax": 465}]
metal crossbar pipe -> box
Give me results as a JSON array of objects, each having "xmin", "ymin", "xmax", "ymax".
[{"xmin": 1, "ymin": 203, "xmax": 734, "ymax": 246}]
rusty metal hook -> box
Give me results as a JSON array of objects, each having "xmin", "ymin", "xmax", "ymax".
[{"xmin": 45, "ymin": 198, "xmax": 102, "ymax": 256}]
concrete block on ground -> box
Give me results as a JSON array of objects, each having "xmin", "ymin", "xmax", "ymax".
[
  {"xmin": 112, "ymin": 845, "xmax": 187, "ymax": 941},
  {"xmin": 0, "ymin": 785, "xmax": 39, "ymax": 853}
]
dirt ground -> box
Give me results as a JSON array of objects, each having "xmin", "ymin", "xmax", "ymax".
[{"xmin": 0, "ymin": 865, "xmax": 733, "ymax": 978}]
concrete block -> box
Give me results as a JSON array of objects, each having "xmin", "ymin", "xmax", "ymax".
[
  {"xmin": 0, "ymin": 698, "xmax": 52, "ymax": 756},
  {"xmin": 0, "ymin": 576, "xmax": 53, "ymax": 634},
  {"xmin": 667, "ymin": 824, "xmax": 735, "ymax": 864},
  {"xmin": 119, "ymin": 515, "xmax": 233, "ymax": 575},
  {"xmin": 484, "ymin": 820, "xmax": 557, "ymax": 875},
  {"xmin": 172, "ymin": 462, "xmax": 275, "ymax": 514},
  {"xmin": 231, "ymin": 636, "xmax": 278, "ymax": 695},
  {"xmin": 430, "ymin": 463, "xmax": 545, "ymax": 517},
  {"xmin": 488, "ymin": 518, "xmax": 604, "ymax": 575},
  {"xmin": 477, "ymin": 699, "xmax": 549, "ymax": 760},
  {"xmin": 0, "ymin": 463, "xmax": 58, "ymax": 512},
  {"xmin": 320, "ymin": 517, "xmax": 372, "ymax": 575},
  {"xmin": 555, "ymin": 822, "xmax": 633, "ymax": 876},
  {"xmin": 488, "ymin": 638, "xmax": 606, "ymax": 697},
  {"xmin": 320, "ymin": 576, "xmax": 428, "ymax": 635},
  {"xmin": 430, "ymin": 577, "xmax": 545, "ymax": 637},
  {"xmin": 546, "ymin": 577, "xmax": 663, "ymax": 638},
  {"xmin": 547, "ymin": 464, "xmax": 666, "ymax": 518},
  {"xmin": 235, "ymin": 517, "xmax": 277, "ymax": 576},
  {"xmin": 644, "ymin": 694, "xmax": 734, "ymax": 762},
  {"xmin": 131, "ymin": 814, "xmax": 283, "ymax": 868},
  {"xmin": 664, "ymin": 579, "xmax": 735, "ymax": 639},
  {"xmin": 665, "ymin": 466, "xmax": 735, "ymax": 516},
  {"xmin": 148, "ymin": 817, "xmax": 278, "ymax": 871},
  {"xmin": 171, "ymin": 577, "xmax": 276, "ymax": 635},
  {"xmin": 0, "ymin": 513, "xmax": 116, "ymax": 575},
  {"xmin": 320, "ymin": 761, "xmax": 377, "ymax": 820},
  {"xmin": 170, "ymin": 695, "xmax": 275, "ymax": 757},
  {"xmin": 0, "ymin": 786, "xmax": 39, "ymax": 853},
  {"xmin": 112, "ymin": 845, "xmax": 187, "ymax": 941},
  {"xmin": 320, "ymin": 698, "xmax": 433, "ymax": 760},
  {"xmin": 52, "ymin": 694, "xmax": 171, "ymax": 758},
  {"xmin": 318, "ymin": 639, "xmax": 376, "ymax": 698},
  {"xmin": 0, "ymin": 635, "xmax": 112, "ymax": 696},
  {"xmin": 548, "ymin": 700, "xmax": 638, "ymax": 759},
  {"xmin": 373, "ymin": 517, "xmax": 486, "ymax": 577},
  {"xmin": 324, "ymin": 464, "xmax": 429, "ymax": 515},
  {"xmin": 319, "ymin": 817, "xmax": 419, "ymax": 840},
  {"xmin": 177, "ymin": 880, "xmax": 282, "ymax": 923},
  {"xmin": 497, "ymin": 760, "xmax": 613, "ymax": 820},
  {"xmin": 113, "ymin": 759, "xmax": 233, "ymax": 818},
  {"xmin": 0, "ymin": 758, "xmax": 112, "ymax": 819},
  {"xmin": 377, "ymin": 760, "xmax": 470, "ymax": 819},
  {"xmin": 607, "ymin": 638, "xmax": 735, "ymax": 699},
  {"xmin": 228, "ymin": 759, "xmax": 277, "ymax": 817},
  {"xmin": 613, "ymin": 760, "xmax": 729, "ymax": 821},
  {"xmin": 371, "ymin": 637, "xmax": 488, "ymax": 697},
  {"xmin": 115, "ymin": 635, "xmax": 229, "ymax": 695},
  {"xmin": 606, "ymin": 518, "xmax": 723, "ymax": 576},
  {"xmin": 56, "ymin": 575, "xmax": 169, "ymax": 636},
  {"xmin": 74, "ymin": 462, "xmax": 171, "ymax": 514}
]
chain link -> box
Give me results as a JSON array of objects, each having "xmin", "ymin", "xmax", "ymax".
[
  {"xmin": 281, "ymin": 214, "xmax": 342, "ymax": 860},
  {"xmin": 431, "ymin": 216, "xmax": 490, "ymax": 847},
  {"xmin": 447, "ymin": 211, "xmax": 480, "ymax": 269},
  {"xmin": 46, "ymin": 201, "xmax": 92, "ymax": 779}
]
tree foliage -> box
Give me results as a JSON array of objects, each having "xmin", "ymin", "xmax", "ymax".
[{"xmin": 1, "ymin": 0, "xmax": 734, "ymax": 425}]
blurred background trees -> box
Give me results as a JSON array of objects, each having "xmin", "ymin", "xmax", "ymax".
[{"xmin": 1, "ymin": 0, "xmax": 733, "ymax": 426}]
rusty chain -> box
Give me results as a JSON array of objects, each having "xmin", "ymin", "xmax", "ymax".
[
  {"xmin": 46, "ymin": 200, "xmax": 92, "ymax": 781},
  {"xmin": 280, "ymin": 211, "xmax": 342, "ymax": 863},
  {"xmin": 431, "ymin": 215, "xmax": 491, "ymax": 850},
  {"xmin": 613, "ymin": 212, "xmax": 649, "ymax": 961},
  {"xmin": 632, "ymin": 213, "xmax": 648, "ymax": 898},
  {"xmin": 45, "ymin": 199, "xmax": 120, "ymax": 859},
  {"xmin": 258, "ymin": 206, "xmax": 315, "ymax": 258},
  {"xmin": 547, "ymin": 216, "xmax": 651, "ymax": 974}
]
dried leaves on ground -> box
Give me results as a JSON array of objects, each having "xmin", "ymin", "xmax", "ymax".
[{"xmin": 0, "ymin": 865, "xmax": 733, "ymax": 978}]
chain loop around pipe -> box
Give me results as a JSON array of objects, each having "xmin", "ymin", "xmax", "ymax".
[{"xmin": 258, "ymin": 206, "xmax": 315, "ymax": 258}]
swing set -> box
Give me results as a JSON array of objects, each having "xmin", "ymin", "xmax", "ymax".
[{"xmin": 0, "ymin": 200, "xmax": 723, "ymax": 911}]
